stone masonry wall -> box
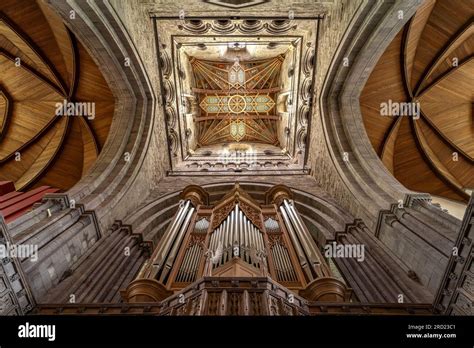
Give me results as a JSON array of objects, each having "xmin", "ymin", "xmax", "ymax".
[{"xmin": 307, "ymin": 0, "xmax": 364, "ymax": 221}]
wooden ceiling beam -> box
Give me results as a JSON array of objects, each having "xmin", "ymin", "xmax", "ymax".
[
  {"xmin": 0, "ymin": 89, "xmax": 12, "ymax": 141},
  {"xmin": 403, "ymin": 0, "xmax": 436, "ymax": 93},
  {"xmin": 380, "ymin": 116, "xmax": 402, "ymax": 174},
  {"xmin": 37, "ymin": 0, "xmax": 76, "ymax": 95},
  {"xmin": 418, "ymin": 20, "xmax": 474, "ymax": 93},
  {"xmin": 412, "ymin": 118, "xmax": 469, "ymax": 202},
  {"xmin": 417, "ymin": 58, "xmax": 474, "ymax": 160},
  {"xmin": 417, "ymin": 55, "xmax": 474, "ymax": 98},
  {"xmin": 0, "ymin": 50, "xmax": 65, "ymax": 97},
  {"xmin": 413, "ymin": 12, "xmax": 474, "ymax": 97},
  {"xmin": 16, "ymin": 116, "xmax": 70, "ymax": 190},
  {"xmin": 0, "ymin": 2, "xmax": 114, "ymax": 192},
  {"xmin": 0, "ymin": 15, "xmax": 66, "ymax": 95},
  {"xmin": 417, "ymin": 117, "xmax": 474, "ymax": 188}
]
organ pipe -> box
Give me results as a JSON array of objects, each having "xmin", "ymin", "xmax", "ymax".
[
  {"xmin": 284, "ymin": 200, "xmax": 330, "ymax": 277},
  {"xmin": 159, "ymin": 206, "xmax": 195, "ymax": 283},
  {"xmin": 279, "ymin": 205, "xmax": 313, "ymax": 281},
  {"xmin": 141, "ymin": 200, "xmax": 194, "ymax": 280},
  {"xmin": 283, "ymin": 200, "xmax": 319, "ymax": 273},
  {"xmin": 203, "ymin": 204, "xmax": 266, "ymax": 270},
  {"xmin": 144, "ymin": 200, "xmax": 189, "ymax": 278},
  {"xmin": 125, "ymin": 184, "xmax": 351, "ymax": 305}
]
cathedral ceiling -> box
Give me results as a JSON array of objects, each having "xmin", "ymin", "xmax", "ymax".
[
  {"xmin": 191, "ymin": 55, "xmax": 282, "ymax": 146},
  {"xmin": 360, "ymin": 0, "xmax": 473, "ymax": 202},
  {"xmin": 155, "ymin": 17, "xmax": 319, "ymax": 174},
  {"xmin": 0, "ymin": 0, "xmax": 114, "ymax": 191}
]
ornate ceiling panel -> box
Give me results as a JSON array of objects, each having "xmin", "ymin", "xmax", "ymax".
[
  {"xmin": 192, "ymin": 56, "xmax": 281, "ymax": 145},
  {"xmin": 0, "ymin": 0, "xmax": 114, "ymax": 191},
  {"xmin": 360, "ymin": 0, "xmax": 473, "ymax": 202},
  {"xmin": 154, "ymin": 17, "xmax": 319, "ymax": 174}
]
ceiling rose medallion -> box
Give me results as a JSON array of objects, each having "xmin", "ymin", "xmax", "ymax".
[{"xmin": 228, "ymin": 95, "xmax": 247, "ymax": 114}]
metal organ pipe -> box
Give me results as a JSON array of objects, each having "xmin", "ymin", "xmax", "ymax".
[
  {"xmin": 278, "ymin": 245, "xmax": 289, "ymax": 281},
  {"xmin": 279, "ymin": 205, "xmax": 313, "ymax": 281},
  {"xmin": 148, "ymin": 202, "xmax": 184, "ymax": 274},
  {"xmin": 285, "ymin": 201, "xmax": 318, "ymax": 261},
  {"xmin": 188, "ymin": 244, "xmax": 201, "ymax": 282},
  {"xmin": 243, "ymin": 217, "xmax": 249, "ymax": 262},
  {"xmin": 243, "ymin": 216, "xmax": 248, "ymax": 247},
  {"xmin": 285, "ymin": 200, "xmax": 330, "ymax": 277},
  {"xmin": 257, "ymin": 228, "xmax": 264, "ymax": 252},
  {"xmin": 208, "ymin": 204, "xmax": 267, "ymax": 270},
  {"xmin": 283, "ymin": 201, "xmax": 317, "ymax": 263},
  {"xmin": 177, "ymin": 248, "xmax": 191, "ymax": 282},
  {"xmin": 210, "ymin": 225, "xmax": 219, "ymax": 251},
  {"xmin": 186, "ymin": 244, "xmax": 199, "ymax": 282},
  {"xmin": 159, "ymin": 206, "xmax": 195, "ymax": 282},
  {"xmin": 272, "ymin": 244, "xmax": 284, "ymax": 281},
  {"xmin": 239, "ymin": 210, "xmax": 243, "ymax": 250},
  {"xmin": 274, "ymin": 244, "xmax": 285, "ymax": 281},
  {"xmin": 179, "ymin": 247, "xmax": 192, "ymax": 282},
  {"xmin": 176, "ymin": 242, "xmax": 202, "ymax": 283},
  {"xmin": 226, "ymin": 211, "xmax": 231, "ymax": 250},
  {"xmin": 280, "ymin": 244, "xmax": 297, "ymax": 281},
  {"xmin": 223, "ymin": 217, "xmax": 229, "ymax": 263},
  {"xmin": 249, "ymin": 221, "xmax": 255, "ymax": 265},
  {"xmin": 249, "ymin": 222, "xmax": 255, "ymax": 251},
  {"xmin": 145, "ymin": 200, "xmax": 190, "ymax": 279},
  {"xmin": 231, "ymin": 207, "xmax": 236, "ymax": 244}
]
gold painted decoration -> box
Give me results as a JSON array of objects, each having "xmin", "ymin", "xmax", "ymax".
[
  {"xmin": 191, "ymin": 55, "xmax": 283, "ymax": 145},
  {"xmin": 230, "ymin": 120, "xmax": 246, "ymax": 142}
]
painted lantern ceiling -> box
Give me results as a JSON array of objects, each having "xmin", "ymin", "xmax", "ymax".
[
  {"xmin": 191, "ymin": 55, "xmax": 283, "ymax": 146},
  {"xmin": 154, "ymin": 18, "xmax": 319, "ymax": 173}
]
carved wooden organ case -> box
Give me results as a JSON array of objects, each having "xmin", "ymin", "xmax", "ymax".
[{"xmin": 124, "ymin": 184, "xmax": 349, "ymax": 303}]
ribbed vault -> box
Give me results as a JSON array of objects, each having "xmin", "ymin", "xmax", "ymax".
[
  {"xmin": 361, "ymin": 0, "xmax": 473, "ymax": 202},
  {"xmin": 0, "ymin": 0, "xmax": 114, "ymax": 191}
]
